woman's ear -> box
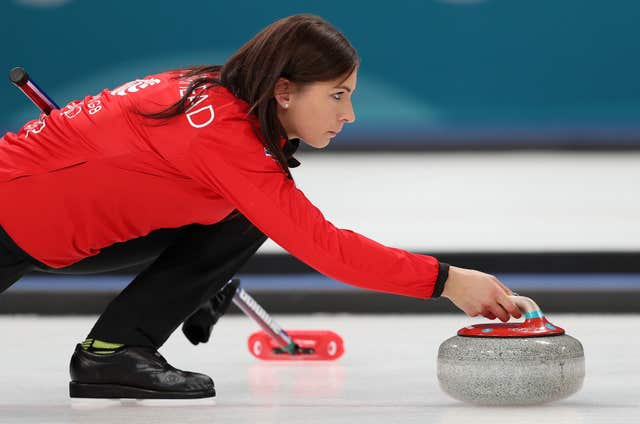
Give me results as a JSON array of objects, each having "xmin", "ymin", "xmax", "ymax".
[{"xmin": 274, "ymin": 77, "xmax": 292, "ymax": 109}]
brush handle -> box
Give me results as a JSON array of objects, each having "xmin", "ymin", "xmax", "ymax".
[
  {"xmin": 232, "ymin": 286, "xmax": 298, "ymax": 354},
  {"xmin": 9, "ymin": 67, "xmax": 59, "ymax": 114}
]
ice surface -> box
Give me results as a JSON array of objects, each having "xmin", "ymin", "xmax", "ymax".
[{"xmin": 0, "ymin": 313, "xmax": 638, "ymax": 423}]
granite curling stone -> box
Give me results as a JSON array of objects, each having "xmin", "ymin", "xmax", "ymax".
[{"xmin": 437, "ymin": 295, "xmax": 585, "ymax": 405}]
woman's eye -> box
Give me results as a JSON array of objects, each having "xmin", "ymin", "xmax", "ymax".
[{"xmin": 332, "ymin": 92, "xmax": 343, "ymax": 100}]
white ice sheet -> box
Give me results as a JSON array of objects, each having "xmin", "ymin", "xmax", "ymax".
[{"xmin": 0, "ymin": 314, "xmax": 638, "ymax": 424}]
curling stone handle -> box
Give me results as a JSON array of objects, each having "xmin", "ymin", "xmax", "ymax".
[
  {"xmin": 508, "ymin": 295, "xmax": 543, "ymax": 316},
  {"xmin": 456, "ymin": 295, "xmax": 564, "ymax": 336}
]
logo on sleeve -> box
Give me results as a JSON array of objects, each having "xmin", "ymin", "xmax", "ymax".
[{"xmin": 110, "ymin": 78, "xmax": 162, "ymax": 96}]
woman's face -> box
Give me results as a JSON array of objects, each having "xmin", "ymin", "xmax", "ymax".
[{"xmin": 275, "ymin": 69, "xmax": 357, "ymax": 148}]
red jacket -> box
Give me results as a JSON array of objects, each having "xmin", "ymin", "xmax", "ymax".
[{"xmin": 0, "ymin": 71, "xmax": 447, "ymax": 299}]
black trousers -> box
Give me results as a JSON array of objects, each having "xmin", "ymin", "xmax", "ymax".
[{"xmin": 0, "ymin": 214, "xmax": 267, "ymax": 348}]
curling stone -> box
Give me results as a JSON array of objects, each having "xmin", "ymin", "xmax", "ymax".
[{"xmin": 437, "ymin": 295, "xmax": 584, "ymax": 405}]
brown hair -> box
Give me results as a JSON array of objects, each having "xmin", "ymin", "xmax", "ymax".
[{"xmin": 143, "ymin": 14, "xmax": 359, "ymax": 179}]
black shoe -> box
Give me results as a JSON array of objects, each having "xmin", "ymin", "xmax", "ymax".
[
  {"xmin": 69, "ymin": 344, "xmax": 215, "ymax": 399},
  {"xmin": 182, "ymin": 278, "xmax": 240, "ymax": 345}
]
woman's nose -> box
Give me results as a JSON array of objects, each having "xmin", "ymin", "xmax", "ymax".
[{"xmin": 341, "ymin": 104, "xmax": 356, "ymax": 123}]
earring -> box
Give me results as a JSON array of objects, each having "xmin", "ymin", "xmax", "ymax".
[{"xmin": 284, "ymin": 103, "xmax": 289, "ymax": 109}]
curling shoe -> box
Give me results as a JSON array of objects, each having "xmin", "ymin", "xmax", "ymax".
[{"xmin": 69, "ymin": 344, "xmax": 215, "ymax": 399}]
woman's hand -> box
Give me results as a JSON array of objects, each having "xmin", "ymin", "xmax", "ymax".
[{"xmin": 441, "ymin": 265, "xmax": 522, "ymax": 322}]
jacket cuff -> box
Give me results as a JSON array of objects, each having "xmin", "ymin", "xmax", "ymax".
[{"xmin": 430, "ymin": 262, "xmax": 450, "ymax": 298}]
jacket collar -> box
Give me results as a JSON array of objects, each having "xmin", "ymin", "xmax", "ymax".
[{"xmin": 283, "ymin": 138, "xmax": 301, "ymax": 168}]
